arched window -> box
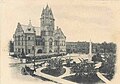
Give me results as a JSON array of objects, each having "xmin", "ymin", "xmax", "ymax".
[
  {"xmin": 49, "ymin": 50, "xmax": 52, "ymax": 53},
  {"xmin": 18, "ymin": 35, "xmax": 20, "ymax": 45},
  {"xmin": 36, "ymin": 39, "xmax": 38, "ymax": 45},
  {"xmin": 22, "ymin": 38, "xmax": 23, "ymax": 45},
  {"xmin": 49, "ymin": 38, "xmax": 53, "ymax": 49},
  {"xmin": 42, "ymin": 38, "xmax": 45, "ymax": 47},
  {"xmin": 18, "ymin": 35, "xmax": 20, "ymax": 41},
  {"xmin": 37, "ymin": 49, "xmax": 42, "ymax": 53},
  {"xmin": 54, "ymin": 40, "xmax": 57, "ymax": 46}
]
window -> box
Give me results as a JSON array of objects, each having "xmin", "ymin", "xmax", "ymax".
[
  {"xmin": 49, "ymin": 38, "xmax": 53, "ymax": 49},
  {"xmin": 41, "ymin": 31, "xmax": 46, "ymax": 36},
  {"xmin": 50, "ymin": 12, "xmax": 52, "ymax": 15},
  {"xmin": 54, "ymin": 40, "xmax": 57, "ymax": 46},
  {"xmin": 15, "ymin": 41, "xmax": 16, "ymax": 45},
  {"xmin": 32, "ymin": 37, "xmax": 34, "ymax": 40},
  {"xmin": 38, "ymin": 41, "xmax": 40, "ymax": 45},
  {"xmin": 22, "ymin": 38, "xmax": 23, "ymax": 45},
  {"xmin": 18, "ymin": 41, "xmax": 20, "ymax": 45},
  {"xmin": 36, "ymin": 40, "xmax": 40, "ymax": 45},
  {"xmin": 17, "ymin": 35, "xmax": 21, "ymax": 45},
  {"xmin": 18, "ymin": 35, "xmax": 20, "ymax": 41},
  {"xmin": 22, "ymin": 48, "xmax": 24, "ymax": 52},
  {"xmin": 28, "ymin": 37, "xmax": 30, "ymax": 40},
  {"xmin": 18, "ymin": 48, "xmax": 20, "ymax": 52},
  {"xmin": 49, "ymin": 50, "xmax": 52, "ymax": 53},
  {"xmin": 42, "ymin": 20, "xmax": 44, "ymax": 24},
  {"xmin": 56, "ymin": 41, "xmax": 59, "ymax": 46},
  {"xmin": 36, "ymin": 40, "xmax": 37, "ymax": 45},
  {"xmin": 49, "ymin": 41, "xmax": 52, "ymax": 48},
  {"xmin": 28, "ymin": 49, "xmax": 30, "ymax": 53},
  {"xmin": 28, "ymin": 28, "xmax": 31, "ymax": 31},
  {"xmin": 42, "ymin": 39, "xmax": 45, "ymax": 46},
  {"xmin": 51, "ymin": 31, "xmax": 53, "ymax": 36},
  {"xmin": 49, "ymin": 31, "xmax": 53, "ymax": 36}
]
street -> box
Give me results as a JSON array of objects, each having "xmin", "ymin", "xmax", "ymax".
[{"xmin": 1, "ymin": 53, "xmax": 56, "ymax": 84}]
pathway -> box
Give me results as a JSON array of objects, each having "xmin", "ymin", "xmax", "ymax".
[
  {"xmin": 35, "ymin": 65, "xmax": 111, "ymax": 84},
  {"xmin": 96, "ymin": 72, "xmax": 111, "ymax": 84},
  {"xmin": 35, "ymin": 67, "xmax": 76, "ymax": 84},
  {"xmin": 58, "ymin": 66, "xmax": 75, "ymax": 78}
]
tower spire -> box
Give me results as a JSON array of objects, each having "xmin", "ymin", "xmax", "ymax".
[
  {"xmin": 46, "ymin": 4, "xmax": 49, "ymax": 8},
  {"xmin": 45, "ymin": 4, "xmax": 49, "ymax": 10},
  {"xmin": 40, "ymin": 5, "xmax": 55, "ymax": 30}
]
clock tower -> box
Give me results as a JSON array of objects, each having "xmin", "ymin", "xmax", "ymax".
[{"xmin": 40, "ymin": 5, "xmax": 55, "ymax": 53}]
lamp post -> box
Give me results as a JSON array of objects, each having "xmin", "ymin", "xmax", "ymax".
[
  {"xmin": 32, "ymin": 45, "xmax": 36, "ymax": 72},
  {"xmin": 33, "ymin": 31, "xmax": 36, "ymax": 72},
  {"xmin": 57, "ymin": 36, "xmax": 60, "ymax": 56}
]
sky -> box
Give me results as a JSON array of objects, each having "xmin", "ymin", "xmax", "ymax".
[{"xmin": 1, "ymin": 0, "xmax": 120, "ymax": 50}]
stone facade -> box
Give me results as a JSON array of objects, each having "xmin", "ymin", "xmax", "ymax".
[
  {"xmin": 13, "ymin": 5, "xmax": 66, "ymax": 57},
  {"xmin": 66, "ymin": 42, "xmax": 89, "ymax": 54}
]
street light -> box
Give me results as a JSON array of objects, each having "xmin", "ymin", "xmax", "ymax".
[
  {"xmin": 32, "ymin": 45, "xmax": 36, "ymax": 72},
  {"xmin": 57, "ymin": 36, "xmax": 60, "ymax": 55}
]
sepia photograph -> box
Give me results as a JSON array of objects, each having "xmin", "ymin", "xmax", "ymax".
[{"xmin": 1, "ymin": 0, "xmax": 120, "ymax": 84}]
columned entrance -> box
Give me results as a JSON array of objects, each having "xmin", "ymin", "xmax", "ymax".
[{"xmin": 37, "ymin": 49, "xmax": 42, "ymax": 53}]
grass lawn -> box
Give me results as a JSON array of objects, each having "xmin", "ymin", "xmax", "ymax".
[
  {"xmin": 41, "ymin": 68, "xmax": 66, "ymax": 77},
  {"xmin": 63, "ymin": 74, "xmax": 105, "ymax": 84}
]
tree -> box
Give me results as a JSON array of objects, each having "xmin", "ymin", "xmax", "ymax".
[
  {"xmin": 92, "ymin": 53, "xmax": 102, "ymax": 62},
  {"xmin": 99, "ymin": 53, "xmax": 116, "ymax": 80},
  {"xmin": 71, "ymin": 59, "xmax": 96, "ymax": 77},
  {"xmin": 47, "ymin": 57, "xmax": 64, "ymax": 71}
]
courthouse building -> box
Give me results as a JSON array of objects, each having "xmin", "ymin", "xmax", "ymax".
[{"xmin": 13, "ymin": 5, "xmax": 66, "ymax": 56}]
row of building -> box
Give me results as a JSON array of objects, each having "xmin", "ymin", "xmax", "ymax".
[{"xmin": 66, "ymin": 41, "xmax": 116, "ymax": 54}]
